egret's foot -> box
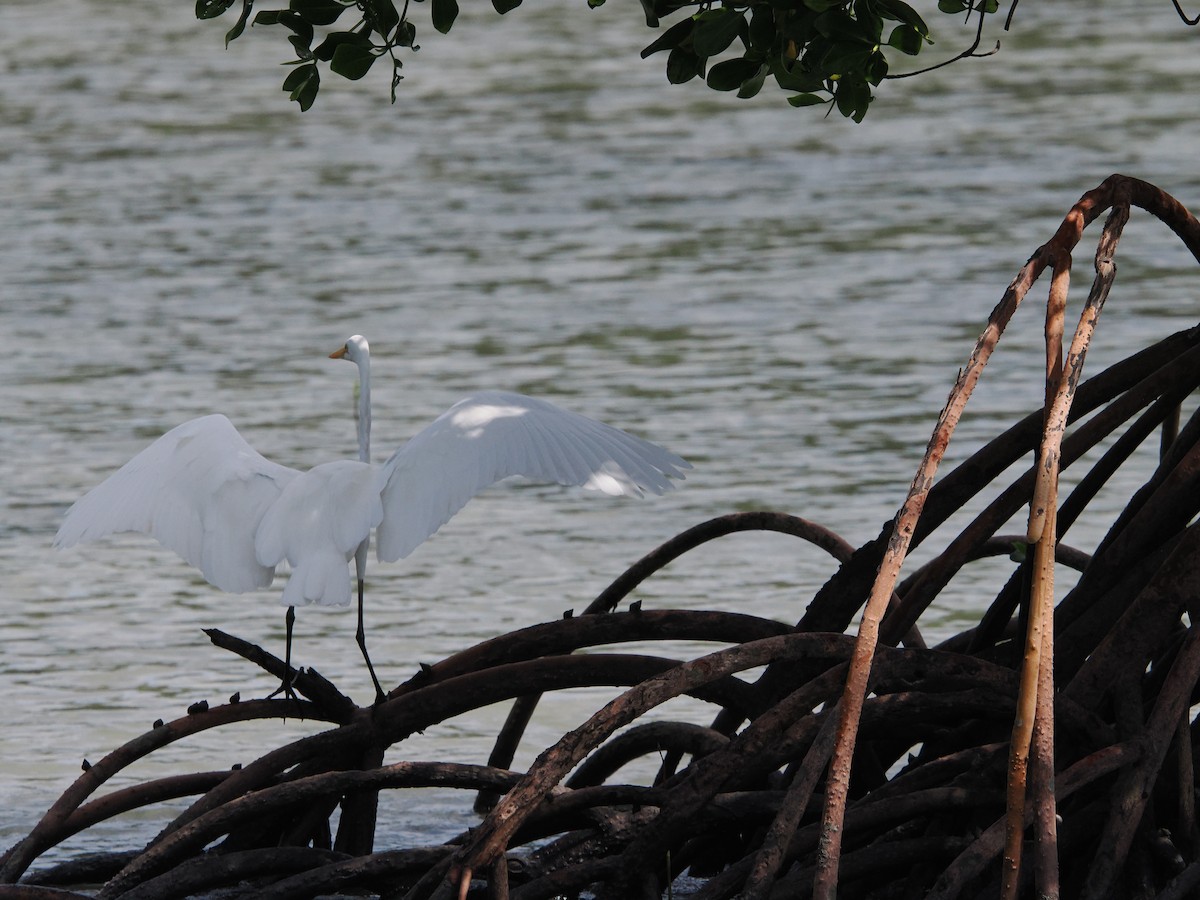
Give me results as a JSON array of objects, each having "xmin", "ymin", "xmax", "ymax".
[
  {"xmin": 265, "ymin": 670, "xmax": 299, "ymax": 703},
  {"xmin": 372, "ymin": 685, "xmax": 388, "ymax": 707}
]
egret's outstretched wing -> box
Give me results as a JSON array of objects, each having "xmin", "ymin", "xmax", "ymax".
[
  {"xmin": 54, "ymin": 414, "xmax": 300, "ymax": 593},
  {"xmin": 375, "ymin": 390, "xmax": 690, "ymax": 562}
]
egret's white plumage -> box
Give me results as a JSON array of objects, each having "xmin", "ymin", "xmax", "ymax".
[
  {"xmin": 54, "ymin": 414, "xmax": 299, "ymax": 594},
  {"xmin": 374, "ymin": 390, "xmax": 685, "ymax": 561},
  {"xmin": 255, "ymin": 459, "xmax": 383, "ymax": 608},
  {"xmin": 54, "ymin": 335, "xmax": 689, "ymax": 699}
]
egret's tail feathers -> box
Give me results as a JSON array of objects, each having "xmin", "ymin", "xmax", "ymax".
[{"xmin": 280, "ymin": 551, "xmax": 353, "ymax": 608}]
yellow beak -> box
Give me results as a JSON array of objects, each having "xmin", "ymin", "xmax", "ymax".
[{"xmin": 329, "ymin": 345, "xmax": 348, "ymax": 359}]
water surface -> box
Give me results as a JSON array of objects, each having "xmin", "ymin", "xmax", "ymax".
[{"xmin": 1, "ymin": 0, "xmax": 1198, "ymax": 862}]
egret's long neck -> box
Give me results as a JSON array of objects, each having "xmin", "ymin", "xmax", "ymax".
[{"xmin": 356, "ymin": 354, "xmax": 371, "ymax": 464}]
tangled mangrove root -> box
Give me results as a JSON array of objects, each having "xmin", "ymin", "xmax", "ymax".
[{"xmin": 5, "ymin": 174, "xmax": 1200, "ymax": 899}]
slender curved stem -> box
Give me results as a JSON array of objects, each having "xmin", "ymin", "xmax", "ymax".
[
  {"xmin": 886, "ymin": 5, "xmax": 999, "ymax": 80},
  {"xmin": 1171, "ymin": 0, "xmax": 1200, "ymax": 25},
  {"xmin": 814, "ymin": 175, "xmax": 1198, "ymax": 899}
]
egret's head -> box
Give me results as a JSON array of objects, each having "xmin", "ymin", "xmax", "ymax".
[{"xmin": 330, "ymin": 334, "xmax": 369, "ymax": 363}]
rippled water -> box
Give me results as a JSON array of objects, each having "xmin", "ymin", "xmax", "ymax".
[{"xmin": 2, "ymin": 0, "xmax": 1199, "ymax": 866}]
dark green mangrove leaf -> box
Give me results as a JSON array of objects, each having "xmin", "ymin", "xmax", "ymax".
[
  {"xmin": 330, "ymin": 42, "xmax": 377, "ymax": 79},
  {"xmin": 431, "ymin": 0, "xmax": 459, "ymax": 34}
]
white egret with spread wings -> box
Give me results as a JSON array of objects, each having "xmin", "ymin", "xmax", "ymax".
[{"xmin": 55, "ymin": 335, "xmax": 690, "ymax": 702}]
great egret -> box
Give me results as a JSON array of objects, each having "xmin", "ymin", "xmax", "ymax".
[{"xmin": 54, "ymin": 335, "xmax": 690, "ymax": 703}]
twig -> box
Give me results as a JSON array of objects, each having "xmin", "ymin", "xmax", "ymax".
[
  {"xmin": 478, "ymin": 513, "xmax": 839, "ymax": 808},
  {"xmin": 448, "ymin": 633, "xmax": 855, "ymax": 892},
  {"xmin": 586, "ymin": 511, "xmax": 859, "ymax": 615},
  {"xmin": 1081, "ymin": 626, "xmax": 1200, "ymax": 898},
  {"xmin": 886, "ymin": 3, "xmax": 999, "ymax": 80},
  {"xmin": 1001, "ymin": 256, "xmax": 1070, "ymax": 900},
  {"xmin": 1030, "ymin": 500, "xmax": 1060, "ymax": 898},
  {"xmin": 928, "ymin": 742, "xmax": 1140, "ymax": 899},
  {"xmin": 0, "ymin": 697, "xmax": 335, "ymax": 884},
  {"xmin": 738, "ymin": 711, "xmax": 841, "ymax": 898},
  {"xmin": 814, "ymin": 174, "xmax": 1198, "ymax": 899},
  {"xmin": 812, "ymin": 196, "xmax": 1046, "ymax": 900},
  {"xmin": 98, "ymin": 763, "xmax": 521, "ymax": 899},
  {"xmin": 203, "ymin": 628, "xmax": 357, "ymax": 720},
  {"xmin": 1171, "ymin": 0, "xmax": 1200, "ymax": 25}
]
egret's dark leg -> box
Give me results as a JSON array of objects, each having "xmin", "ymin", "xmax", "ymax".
[
  {"xmin": 266, "ymin": 606, "xmax": 298, "ymax": 701},
  {"xmin": 356, "ymin": 578, "xmax": 387, "ymax": 705}
]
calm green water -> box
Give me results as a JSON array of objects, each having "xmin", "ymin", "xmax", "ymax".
[{"xmin": 1, "ymin": 0, "xmax": 1198, "ymax": 864}]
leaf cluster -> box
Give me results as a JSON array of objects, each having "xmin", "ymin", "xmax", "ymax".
[
  {"xmin": 633, "ymin": 0, "xmax": 934, "ymax": 121},
  {"xmin": 197, "ymin": 0, "xmax": 1000, "ymax": 118},
  {"xmin": 197, "ymin": 0, "xmax": 426, "ymax": 110}
]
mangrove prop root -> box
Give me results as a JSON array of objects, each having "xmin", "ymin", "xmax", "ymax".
[{"xmin": 5, "ymin": 176, "xmax": 1200, "ymax": 900}]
